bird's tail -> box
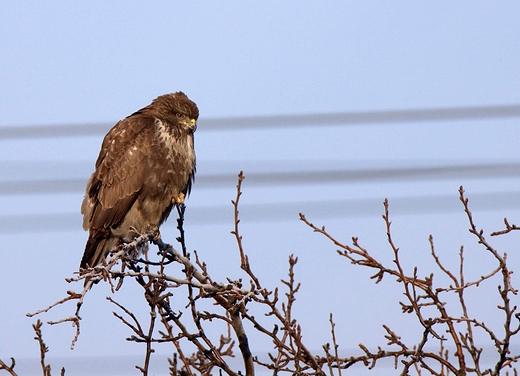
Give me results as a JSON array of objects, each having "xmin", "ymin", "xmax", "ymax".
[{"xmin": 80, "ymin": 229, "xmax": 119, "ymax": 271}]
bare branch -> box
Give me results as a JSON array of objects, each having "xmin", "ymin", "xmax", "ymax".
[
  {"xmin": 0, "ymin": 358, "xmax": 17, "ymax": 376},
  {"xmin": 16, "ymin": 179, "xmax": 520, "ymax": 376}
]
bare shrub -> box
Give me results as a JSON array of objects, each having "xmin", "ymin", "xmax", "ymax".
[{"xmin": 1, "ymin": 173, "xmax": 518, "ymax": 375}]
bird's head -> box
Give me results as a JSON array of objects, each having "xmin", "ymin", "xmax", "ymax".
[{"xmin": 150, "ymin": 92, "xmax": 199, "ymax": 133}]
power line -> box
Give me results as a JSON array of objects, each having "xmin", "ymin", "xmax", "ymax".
[
  {"xmin": 1, "ymin": 104, "xmax": 520, "ymax": 139},
  {"xmin": 1, "ymin": 162, "xmax": 520, "ymax": 196},
  {"xmin": 1, "ymin": 190, "xmax": 518, "ymax": 233}
]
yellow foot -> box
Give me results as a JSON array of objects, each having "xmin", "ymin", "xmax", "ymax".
[
  {"xmin": 145, "ymin": 225, "xmax": 161, "ymax": 241},
  {"xmin": 172, "ymin": 192, "xmax": 185, "ymax": 204}
]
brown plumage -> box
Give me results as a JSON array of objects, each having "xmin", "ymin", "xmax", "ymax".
[{"xmin": 80, "ymin": 92, "xmax": 198, "ymax": 269}]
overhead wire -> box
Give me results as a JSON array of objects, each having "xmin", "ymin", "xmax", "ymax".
[
  {"xmin": 0, "ymin": 190, "xmax": 519, "ymax": 234},
  {"xmin": 0, "ymin": 103, "xmax": 519, "ymax": 139},
  {"xmin": 1, "ymin": 162, "xmax": 520, "ymax": 196},
  {"xmin": 1, "ymin": 103, "xmax": 519, "ymax": 232}
]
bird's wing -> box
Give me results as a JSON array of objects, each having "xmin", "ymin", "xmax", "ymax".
[{"xmin": 82, "ymin": 115, "xmax": 156, "ymax": 230}]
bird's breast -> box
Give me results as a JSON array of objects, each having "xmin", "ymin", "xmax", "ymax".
[{"xmin": 152, "ymin": 119, "xmax": 195, "ymax": 189}]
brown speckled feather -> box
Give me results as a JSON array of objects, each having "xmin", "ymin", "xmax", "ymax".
[{"xmin": 80, "ymin": 92, "xmax": 198, "ymax": 269}]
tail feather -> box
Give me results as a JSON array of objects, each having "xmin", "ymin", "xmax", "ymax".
[
  {"xmin": 80, "ymin": 230, "xmax": 119, "ymax": 270},
  {"xmin": 81, "ymin": 231, "xmax": 120, "ymax": 288}
]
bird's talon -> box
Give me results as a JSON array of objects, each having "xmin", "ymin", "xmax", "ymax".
[
  {"xmin": 128, "ymin": 226, "xmax": 140, "ymax": 236},
  {"xmin": 172, "ymin": 192, "xmax": 185, "ymax": 204}
]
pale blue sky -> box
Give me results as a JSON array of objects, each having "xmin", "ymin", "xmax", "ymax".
[{"xmin": 1, "ymin": 2, "xmax": 520, "ymax": 375}]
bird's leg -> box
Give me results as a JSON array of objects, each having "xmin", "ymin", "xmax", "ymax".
[
  {"xmin": 144, "ymin": 224, "xmax": 160, "ymax": 242},
  {"xmin": 128, "ymin": 226, "xmax": 140, "ymax": 237},
  {"xmin": 144, "ymin": 224, "xmax": 167, "ymax": 252},
  {"xmin": 171, "ymin": 192, "xmax": 185, "ymax": 204}
]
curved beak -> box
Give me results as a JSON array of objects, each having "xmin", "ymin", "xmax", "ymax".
[{"xmin": 189, "ymin": 118, "xmax": 197, "ymax": 133}]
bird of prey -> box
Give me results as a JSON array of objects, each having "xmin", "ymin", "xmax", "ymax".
[{"xmin": 80, "ymin": 92, "xmax": 198, "ymax": 269}]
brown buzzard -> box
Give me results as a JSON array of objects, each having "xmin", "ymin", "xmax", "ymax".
[{"xmin": 80, "ymin": 92, "xmax": 198, "ymax": 269}]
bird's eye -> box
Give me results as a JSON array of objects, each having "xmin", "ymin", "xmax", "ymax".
[{"xmin": 176, "ymin": 113, "xmax": 186, "ymax": 119}]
